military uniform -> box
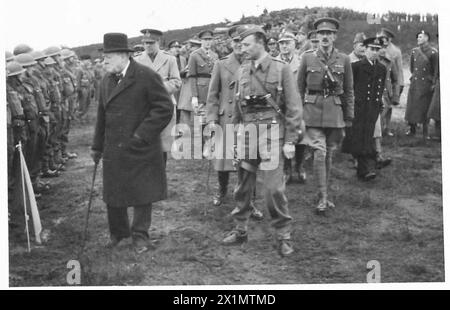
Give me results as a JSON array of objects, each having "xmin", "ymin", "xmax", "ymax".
[
  {"xmin": 229, "ymin": 48, "xmax": 302, "ymax": 251},
  {"xmin": 276, "ymin": 34, "xmax": 308, "ymax": 184},
  {"xmin": 135, "ymin": 49, "xmax": 181, "ymax": 153},
  {"xmin": 342, "ymin": 38, "xmax": 387, "ymax": 180},
  {"xmin": 405, "ymin": 42, "xmax": 439, "ymax": 128},
  {"xmin": 297, "ymin": 18, "xmax": 354, "ymax": 212},
  {"xmin": 187, "ymin": 47, "xmax": 218, "ymax": 124}
]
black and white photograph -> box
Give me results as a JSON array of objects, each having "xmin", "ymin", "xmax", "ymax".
[{"xmin": 2, "ymin": 0, "xmax": 447, "ymax": 289}]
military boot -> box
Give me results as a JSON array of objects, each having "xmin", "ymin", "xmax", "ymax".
[
  {"xmin": 222, "ymin": 230, "xmax": 248, "ymax": 245},
  {"xmin": 213, "ymin": 172, "xmax": 229, "ymax": 206},
  {"xmin": 278, "ymin": 240, "xmax": 294, "ymax": 257}
]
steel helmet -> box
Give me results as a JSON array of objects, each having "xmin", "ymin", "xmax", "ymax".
[
  {"xmin": 60, "ymin": 48, "xmax": 75, "ymax": 60},
  {"xmin": 6, "ymin": 61, "xmax": 26, "ymax": 77},
  {"xmin": 43, "ymin": 46, "xmax": 62, "ymax": 57},
  {"xmin": 13, "ymin": 44, "xmax": 33, "ymax": 56},
  {"xmin": 5, "ymin": 51, "xmax": 14, "ymax": 62},
  {"xmin": 30, "ymin": 50, "xmax": 47, "ymax": 61},
  {"xmin": 43, "ymin": 57, "xmax": 57, "ymax": 65},
  {"xmin": 15, "ymin": 53, "xmax": 37, "ymax": 67}
]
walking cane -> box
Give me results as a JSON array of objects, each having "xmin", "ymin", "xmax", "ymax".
[{"xmin": 79, "ymin": 161, "xmax": 99, "ymax": 255}]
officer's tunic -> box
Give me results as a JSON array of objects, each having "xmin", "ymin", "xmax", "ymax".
[
  {"xmin": 231, "ymin": 54, "xmax": 303, "ymax": 238},
  {"xmin": 405, "ymin": 44, "xmax": 439, "ymax": 124},
  {"xmin": 187, "ymin": 48, "xmax": 218, "ymax": 105}
]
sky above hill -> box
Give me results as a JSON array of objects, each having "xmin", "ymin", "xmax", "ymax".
[{"xmin": 2, "ymin": 0, "xmax": 444, "ymax": 51}]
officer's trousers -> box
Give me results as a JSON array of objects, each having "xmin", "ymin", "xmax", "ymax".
[
  {"xmin": 233, "ymin": 158, "xmax": 292, "ymax": 240},
  {"xmin": 78, "ymin": 87, "xmax": 91, "ymax": 117}
]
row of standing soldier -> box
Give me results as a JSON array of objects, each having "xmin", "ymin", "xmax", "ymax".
[{"xmin": 6, "ymin": 45, "xmax": 104, "ymax": 224}]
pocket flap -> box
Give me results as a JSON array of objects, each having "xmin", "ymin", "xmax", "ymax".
[
  {"xmin": 304, "ymin": 94, "xmax": 317, "ymax": 104},
  {"xmin": 307, "ymin": 66, "xmax": 322, "ymax": 73}
]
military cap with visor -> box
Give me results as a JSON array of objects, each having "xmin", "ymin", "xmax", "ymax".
[
  {"xmin": 363, "ymin": 37, "xmax": 383, "ymax": 49},
  {"xmin": 141, "ymin": 28, "xmax": 163, "ymax": 43},
  {"xmin": 239, "ymin": 25, "xmax": 266, "ymax": 40},
  {"xmin": 314, "ymin": 17, "xmax": 340, "ymax": 32},
  {"xmin": 307, "ymin": 30, "xmax": 319, "ymax": 42},
  {"xmin": 278, "ymin": 32, "xmax": 296, "ymax": 43},
  {"xmin": 198, "ymin": 30, "xmax": 214, "ymax": 40},
  {"xmin": 377, "ymin": 28, "xmax": 395, "ymax": 39},
  {"xmin": 168, "ymin": 40, "xmax": 181, "ymax": 48}
]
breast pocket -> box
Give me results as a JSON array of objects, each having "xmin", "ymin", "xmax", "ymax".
[
  {"xmin": 331, "ymin": 65, "xmax": 345, "ymax": 86},
  {"xmin": 306, "ymin": 66, "xmax": 323, "ymax": 89}
]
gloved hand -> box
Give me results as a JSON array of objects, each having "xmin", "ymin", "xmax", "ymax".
[
  {"xmin": 90, "ymin": 150, "xmax": 102, "ymax": 164},
  {"xmin": 283, "ymin": 143, "xmax": 295, "ymax": 159}
]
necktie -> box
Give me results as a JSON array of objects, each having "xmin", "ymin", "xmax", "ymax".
[{"xmin": 113, "ymin": 73, "xmax": 123, "ymax": 86}]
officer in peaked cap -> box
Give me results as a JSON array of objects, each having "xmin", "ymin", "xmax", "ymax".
[
  {"xmin": 198, "ymin": 29, "xmax": 214, "ymax": 40},
  {"xmin": 140, "ymin": 28, "xmax": 163, "ymax": 42},
  {"xmin": 298, "ymin": 15, "xmax": 354, "ymax": 214},
  {"xmin": 378, "ymin": 28, "xmax": 395, "ymax": 39},
  {"xmin": 168, "ymin": 40, "xmax": 181, "ymax": 49}
]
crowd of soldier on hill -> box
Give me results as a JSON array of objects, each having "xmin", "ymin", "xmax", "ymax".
[{"xmin": 6, "ymin": 45, "xmax": 105, "ymax": 221}]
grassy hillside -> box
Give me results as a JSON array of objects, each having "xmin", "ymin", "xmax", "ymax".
[{"xmin": 73, "ymin": 7, "xmax": 438, "ymax": 60}]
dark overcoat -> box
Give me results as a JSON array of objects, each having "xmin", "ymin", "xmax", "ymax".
[
  {"xmin": 92, "ymin": 59, "xmax": 173, "ymax": 208},
  {"xmin": 342, "ymin": 58, "xmax": 386, "ymax": 156},
  {"xmin": 405, "ymin": 44, "xmax": 439, "ymax": 124}
]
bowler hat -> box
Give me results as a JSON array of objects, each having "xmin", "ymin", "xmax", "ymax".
[{"xmin": 103, "ymin": 33, "xmax": 134, "ymax": 53}]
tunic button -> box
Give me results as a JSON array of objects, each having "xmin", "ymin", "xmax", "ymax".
[
  {"xmin": 367, "ymin": 97, "xmax": 370, "ymax": 100},
  {"xmin": 368, "ymin": 91, "xmax": 370, "ymax": 94},
  {"xmin": 368, "ymin": 84, "xmax": 371, "ymax": 87},
  {"xmin": 415, "ymin": 77, "xmax": 417, "ymax": 80},
  {"xmin": 229, "ymin": 100, "xmax": 232, "ymax": 103},
  {"xmin": 422, "ymin": 78, "xmax": 425, "ymax": 80}
]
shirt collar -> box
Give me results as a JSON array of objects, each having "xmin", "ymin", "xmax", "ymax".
[{"xmin": 120, "ymin": 59, "xmax": 130, "ymax": 77}]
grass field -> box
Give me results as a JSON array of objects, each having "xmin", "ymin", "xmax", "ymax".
[{"xmin": 9, "ymin": 77, "xmax": 444, "ymax": 286}]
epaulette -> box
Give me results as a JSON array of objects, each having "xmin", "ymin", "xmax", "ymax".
[{"xmin": 219, "ymin": 54, "xmax": 230, "ymax": 61}]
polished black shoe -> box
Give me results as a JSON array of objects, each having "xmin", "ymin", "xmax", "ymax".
[
  {"xmin": 222, "ymin": 230, "xmax": 248, "ymax": 245},
  {"xmin": 278, "ymin": 240, "xmax": 294, "ymax": 257}
]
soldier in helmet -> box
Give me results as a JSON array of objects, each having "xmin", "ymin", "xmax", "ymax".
[
  {"xmin": 222, "ymin": 25, "xmax": 304, "ymax": 257},
  {"xmin": 41, "ymin": 55, "xmax": 67, "ymax": 172},
  {"xmin": 6, "ymin": 60, "xmax": 42, "ymax": 198},
  {"xmin": 13, "ymin": 44, "xmax": 33, "ymax": 56},
  {"xmin": 6, "ymin": 51, "xmax": 15, "ymax": 63},
  {"xmin": 6, "ymin": 62, "xmax": 27, "ymax": 209},
  {"xmin": 77, "ymin": 55, "xmax": 95, "ymax": 118},
  {"xmin": 15, "ymin": 53, "xmax": 53, "ymax": 196},
  {"xmin": 297, "ymin": 17, "xmax": 354, "ymax": 214},
  {"xmin": 46, "ymin": 46, "xmax": 78, "ymax": 160},
  {"xmin": 30, "ymin": 51, "xmax": 61, "ymax": 178}
]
